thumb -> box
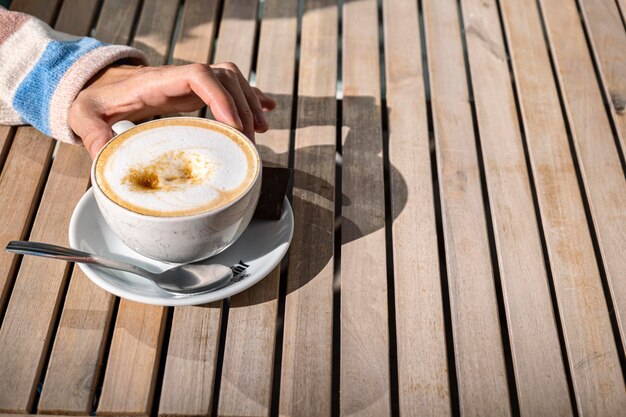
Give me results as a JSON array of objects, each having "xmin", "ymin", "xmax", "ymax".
[
  {"xmin": 69, "ymin": 101, "xmax": 113, "ymax": 160},
  {"xmin": 84, "ymin": 122, "xmax": 113, "ymax": 160}
]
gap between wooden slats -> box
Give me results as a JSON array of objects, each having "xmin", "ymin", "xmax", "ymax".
[{"xmin": 0, "ymin": 0, "xmax": 105, "ymax": 413}]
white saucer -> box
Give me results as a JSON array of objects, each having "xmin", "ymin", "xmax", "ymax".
[{"xmin": 68, "ymin": 188, "xmax": 293, "ymax": 306}]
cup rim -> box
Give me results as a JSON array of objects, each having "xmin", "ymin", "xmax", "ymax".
[{"xmin": 90, "ymin": 117, "xmax": 262, "ymax": 221}]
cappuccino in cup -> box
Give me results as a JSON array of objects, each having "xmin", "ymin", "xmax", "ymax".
[
  {"xmin": 95, "ymin": 119, "xmax": 258, "ymax": 217},
  {"xmin": 91, "ymin": 118, "xmax": 262, "ymax": 263}
]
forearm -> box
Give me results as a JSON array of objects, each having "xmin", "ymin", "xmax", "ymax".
[{"xmin": 0, "ymin": 7, "xmax": 147, "ymax": 143}]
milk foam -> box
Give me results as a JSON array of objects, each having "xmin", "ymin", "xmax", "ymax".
[{"xmin": 96, "ymin": 121, "xmax": 257, "ymax": 216}]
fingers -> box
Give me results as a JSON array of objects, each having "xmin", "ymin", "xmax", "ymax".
[
  {"xmin": 186, "ymin": 64, "xmax": 244, "ymax": 131},
  {"xmin": 252, "ymin": 87, "xmax": 277, "ymax": 111},
  {"xmin": 212, "ymin": 67, "xmax": 256, "ymax": 140},
  {"xmin": 213, "ymin": 63, "xmax": 269, "ymax": 133},
  {"xmin": 68, "ymin": 97, "xmax": 113, "ymax": 159}
]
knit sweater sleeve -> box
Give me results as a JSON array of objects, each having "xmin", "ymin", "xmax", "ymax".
[{"xmin": 0, "ymin": 7, "xmax": 147, "ymax": 144}]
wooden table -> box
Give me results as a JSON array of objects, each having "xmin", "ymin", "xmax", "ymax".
[{"xmin": 1, "ymin": 0, "xmax": 625, "ymax": 415}]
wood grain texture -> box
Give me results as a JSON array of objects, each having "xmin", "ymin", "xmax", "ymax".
[
  {"xmin": 172, "ymin": 0, "xmax": 219, "ymax": 66},
  {"xmin": 217, "ymin": 0, "xmax": 296, "ymax": 416},
  {"xmin": 0, "ymin": 130, "xmax": 53, "ymax": 314},
  {"xmin": 382, "ymin": 0, "xmax": 450, "ymax": 415},
  {"xmin": 37, "ymin": 267, "xmax": 115, "ymax": 414},
  {"xmin": 423, "ymin": 0, "xmax": 511, "ymax": 415},
  {"xmin": 97, "ymin": 1, "xmax": 177, "ymax": 414},
  {"xmin": 278, "ymin": 1, "xmax": 336, "ymax": 416},
  {"xmin": 0, "ymin": 142, "xmax": 91, "ymax": 413},
  {"xmin": 460, "ymin": 0, "xmax": 572, "ymax": 414},
  {"xmin": 254, "ymin": 0, "xmax": 298, "ymax": 165},
  {"xmin": 131, "ymin": 0, "xmax": 179, "ymax": 66},
  {"xmin": 97, "ymin": 302, "xmax": 167, "ymax": 416},
  {"xmin": 158, "ymin": 304, "xmax": 222, "ymax": 416},
  {"xmin": 218, "ymin": 278, "xmax": 280, "ymax": 417},
  {"xmin": 37, "ymin": 1, "xmax": 144, "ymax": 413},
  {"xmin": 539, "ymin": 0, "xmax": 626, "ymax": 349},
  {"xmin": 341, "ymin": 1, "xmax": 390, "ymax": 416},
  {"xmin": 578, "ymin": 0, "xmax": 626, "ymax": 156},
  {"xmin": 212, "ymin": 0, "xmax": 259, "ymax": 76},
  {"xmin": 93, "ymin": 0, "xmax": 143, "ymax": 46}
]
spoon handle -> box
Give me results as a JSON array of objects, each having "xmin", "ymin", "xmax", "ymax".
[{"xmin": 5, "ymin": 240, "xmax": 155, "ymax": 279}]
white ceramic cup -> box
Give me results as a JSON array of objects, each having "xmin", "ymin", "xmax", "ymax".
[{"xmin": 91, "ymin": 117, "xmax": 262, "ymax": 263}]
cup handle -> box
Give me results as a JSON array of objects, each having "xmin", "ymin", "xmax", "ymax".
[{"xmin": 111, "ymin": 120, "xmax": 136, "ymax": 136}]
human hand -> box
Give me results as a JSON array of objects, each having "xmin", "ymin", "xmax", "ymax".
[{"xmin": 69, "ymin": 62, "xmax": 276, "ymax": 159}]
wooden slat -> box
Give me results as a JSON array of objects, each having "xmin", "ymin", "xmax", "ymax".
[
  {"xmin": 216, "ymin": 0, "xmax": 296, "ymax": 415},
  {"xmin": 422, "ymin": 0, "xmax": 511, "ymax": 415},
  {"xmin": 579, "ymin": 0, "xmax": 626, "ymax": 157},
  {"xmin": 341, "ymin": 1, "xmax": 390, "ymax": 416},
  {"xmin": 97, "ymin": 301, "xmax": 167, "ymax": 416},
  {"xmin": 37, "ymin": 266, "xmax": 115, "ymax": 414},
  {"xmin": 37, "ymin": 1, "xmax": 144, "ymax": 413},
  {"xmin": 501, "ymin": 0, "xmax": 626, "ymax": 414},
  {"xmin": 0, "ymin": 0, "xmax": 102, "ymax": 412},
  {"xmin": 539, "ymin": 0, "xmax": 626, "ymax": 348},
  {"xmin": 278, "ymin": 1, "xmax": 336, "ymax": 415},
  {"xmin": 381, "ymin": 0, "xmax": 450, "ymax": 415},
  {"xmin": 156, "ymin": 1, "xmax": 223, "ymax": 415},
  {"xmin": 93, "ymin": 0, "xmax": 143, "ymax": 46},
  {"xmin": 212, "ymin": 0, "xmax": 259, "ymax": 76},
  {"xmin": 460, "ymin": 0, "xmax": 572, "ymax": 414},
  {"xmin": 130, "ymin": 0, "xmax": 179, "ymax": 67},
  {"xmin": 217, "ymin": 278, "xmax": 280, "ymax": 417},
  {"xmin": 158, "ymin": 304, "xmax": 222, "ymax": 417},
  {"xmin": 172, "ymin": 0, "xmax": 219, "ymax": 66},
  {"xmin": 97, "ymin": 1, "xmax": 178, "ymax": 415},
  {"xmin": 254, "ymin": 0, "xmax": 298, "ymax": 166}
]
